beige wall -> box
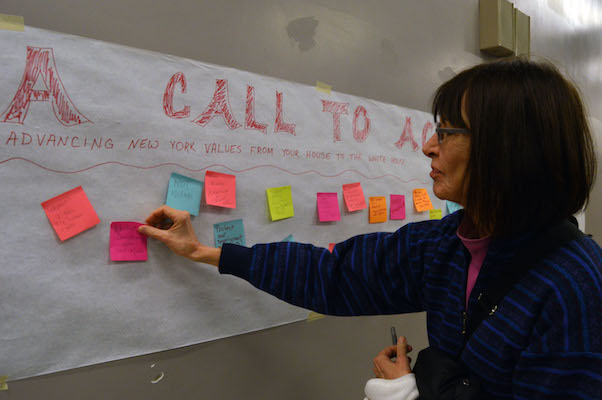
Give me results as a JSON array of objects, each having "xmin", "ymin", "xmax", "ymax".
[{"xmin": 1, "ymin": 1, "xmax": 600, "ymax": 399}]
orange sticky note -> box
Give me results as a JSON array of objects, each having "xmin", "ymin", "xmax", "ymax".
[
  {"xmin": 369, "ymin": 196, "xmax": 387, "ymax": 223},
  {"xmin": 342, "ymin": 182, "xmax": 367, "ymax": 212},
  {"xmin": 328, "ymin": 243, "xmax": 336, "ymax": 253},
  {"xmin": 205, "ymin": 171, "xmax": 236, "ymax": 208},
  {"xmin": 413, "ymin": 189, "xmax": 433, "ymax": 212},
  {"xmin": 41, "ymin": 186, "xmax": 100, "ymax": 241}
]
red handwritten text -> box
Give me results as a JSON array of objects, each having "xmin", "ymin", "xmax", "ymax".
[{"xmin": 1, "ymin": 47, "xmax": 91, "ymax": 126}]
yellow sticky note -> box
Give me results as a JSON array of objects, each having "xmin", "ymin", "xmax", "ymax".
[
  {"xmin": 0, "ymin": 14, "xmax": 24, "ymax": 31},
  {"xmin": 266, "ymin": 186, "xmax": 294, "ymax": 221},
  {"xmin": 413, "ymin": 189, "xmax": 434, "ymax": 212},
  {"xmin": 0, "ymin": 376, "xmax": 8, "ymax": 391},
  {"xmin": 429, "ymin": 209, "xmax": 442, "ymax": 220},
  {"xmin": 316, "ymin": 81, "xmax": 332, "ymax": 95},
  {"xmin": 307, "ymin": 311, "xmax": 326, "ymax": 322},
  {"xmin": 369, "ymin": 196, "xmax": 387, "ymax": 223}
]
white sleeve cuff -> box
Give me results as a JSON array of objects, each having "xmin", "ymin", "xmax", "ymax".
[{"xmin": 363, "ymin": 373, "xmax": 419, "ymax": 400}]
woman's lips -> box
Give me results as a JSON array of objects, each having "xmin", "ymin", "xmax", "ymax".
[{"xmin": 430, "ymin": 167, "xmax": 442, "ymax": 179}]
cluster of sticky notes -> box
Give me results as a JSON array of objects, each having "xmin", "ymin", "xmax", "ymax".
[
  {"xmin": 314, "ymin": 182, "xmax": 443, "ymax": 224},
  {"xmin": 266, "ymin": 186, "xmax": 294, "ymax": 221},
  {"xmin": 40, "ymin": 186, "xmax": 149, "ymax": 262},
  {"xmin": 41, "ymin": 186, "xmax": 100, "ymax": 241},
  {"xmin": 413, "ymin": 189, "xmax": 443, "ymax": 219},
  {"xmin": 41, "ymin": 170, "xmax": 444, "ymax": 262},
  {"xmin": 110, "ymin": 222, "xmax": 147, "ymax": 261}
]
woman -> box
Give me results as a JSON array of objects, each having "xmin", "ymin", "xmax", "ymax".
[{"xmin": 139, "ymin": 58, "xmax": 601, "ymax": 398}]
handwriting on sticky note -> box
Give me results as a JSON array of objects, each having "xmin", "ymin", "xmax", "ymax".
[
  {"xmin": 213, "ymin": 219, "xmax": 245, "ymax": 247},
  {"xmin": 205, "ymin": 171, "xmax": 236, "ymax": 208},
  {"xmin": 429, "ymin": 209, "xmax": 442, "ymax": 220},
  {"xmin": 390, "ymin": 195, "xmax": 406, "ymax": 220},
  {"xmin": 266, "ymin": 186, "xmax": 294, "ymax": 221},
  {"xmin": 166, "ymin": 173, "xmax": 203, "ymax": 216},
  {"xmin": 413, "ymin": 189, "xmax": 433, "ymax": 212},
  {"xmin": 110, "ymin": 222, "xmax": 147, "ymax": 261},
  {"xmin": 369, "ymin": 197, "xmax": 387, "ymax": 223},
  {"xmin": 41, "ymin": 186, "xmax": 100, "ymax": 241},
  {"xmin": 342, "ymin": 182, "xmax": 367, "ymax": 212},
  {"xmin": 317, "ymin": 193, "xmax": 340, "ymax": 222}
]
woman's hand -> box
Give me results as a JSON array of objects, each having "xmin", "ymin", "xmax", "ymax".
[
  {"xmin": 138, "ymin": 205, "xmax": 221, "ymax": 266},
  {"xmin": 372, "ymin": 336, "xmax": 413, "ymax": 379}
]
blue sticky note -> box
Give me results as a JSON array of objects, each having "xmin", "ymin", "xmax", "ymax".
[
  {"xmin": 283, "ymin": 234, "xmax": 295, "ymax": 242},
  {"xmin": 214, "ymin": 219, "xmax": 245, "ymax": 247},
  {"xmin": 166, "ymin": 173, "xmax": 203, "ymax": 216},
  {"xmin": 446, "ymin": 200, "xmax": 463, "ymax": 214}
]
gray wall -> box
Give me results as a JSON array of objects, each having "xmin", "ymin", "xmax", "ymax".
[{"xmin": 1, "ymin": 1, "xmax": 600, "ymax": 399}]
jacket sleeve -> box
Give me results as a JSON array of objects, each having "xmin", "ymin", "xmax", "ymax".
[{"xmin": 218, "ymin": 221, "xmax": 436, "ymax": 316}]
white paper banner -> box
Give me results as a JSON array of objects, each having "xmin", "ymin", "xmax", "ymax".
[{"xmin": 0, "ymin": 27, "xmax": 442, "ymax": 379}]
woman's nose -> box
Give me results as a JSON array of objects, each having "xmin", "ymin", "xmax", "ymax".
[{"xmin": 422, "ymin": 132, "xmax": 439, "ymax": 158}]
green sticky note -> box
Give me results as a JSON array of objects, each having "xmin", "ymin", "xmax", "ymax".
[
  {"xmin": 266, "ymin": 186, "xmax": 294, "ymax": 221},
  {"xmin": 283, "ymin": 234, "xmax": 295, "ymax": 242},
  {"xmin": 429, "ymin": 209, "xmax": 442, "ymax": 220}
]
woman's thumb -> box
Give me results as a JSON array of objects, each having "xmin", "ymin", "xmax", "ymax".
[
  {"xmin": 396, "ymin": 336, "xmax": 407, "ymax": 361},
  {"xmin": 138, "ymin": 225, "xmax": 168, "ymax": 243}
]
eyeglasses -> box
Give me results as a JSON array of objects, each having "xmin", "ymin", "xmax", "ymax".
[{"xmin": 435, "ymin": 123, "xmax": 469, "ymax": 144}]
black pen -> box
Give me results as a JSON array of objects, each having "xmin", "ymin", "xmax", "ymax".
[{"xmin": 390, "ymin": 326, "xmax": 397, "ymax": 345}]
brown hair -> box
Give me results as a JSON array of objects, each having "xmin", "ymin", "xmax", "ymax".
[{"xmin": 432, "ymin": 58, "xmax": 597, "ymax": 237}]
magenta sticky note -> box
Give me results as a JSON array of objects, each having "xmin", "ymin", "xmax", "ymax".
[
  {"xmin": 390, "ymin": 195, "xmax": 406, "ymax": 220},
  {"xmin": 317, "ymin": 192, "xmax": 340, "ymax": 222},
  {"xmin": 110, "ymin": 222, "xmax": 147, "ymax": 261}
]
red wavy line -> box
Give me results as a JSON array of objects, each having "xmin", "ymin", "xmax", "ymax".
[{"xmin": 0, "ymin": 157, "xmax": 431, "ymax": 184}]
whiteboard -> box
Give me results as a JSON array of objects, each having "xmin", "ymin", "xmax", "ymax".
[{"xmin": 0, "ymin": 27, "xmax": 443, "ymax": 379}]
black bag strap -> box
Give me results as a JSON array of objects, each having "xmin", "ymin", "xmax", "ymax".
[{"xmin": 464, "ymin": 219, "xmax": 584, "ymax": 340}]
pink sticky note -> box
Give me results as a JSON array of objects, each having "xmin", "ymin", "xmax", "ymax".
[
  {"xmin": 342, "ymin": 182, "xmax": 367, "ymax": 212},
  {"xmin": 317, "ymin": 193, "xmax": 341, "ymax": 222},
  {"xmin": 41, "ymin": 186, "xmax": 100, "ymax": 241},
  {"xmin": 390, "ymin": 195, "xmax": 406, "ymax": 220},
  {"xmin": 110, "ymin": 222, "xmax": 147, "ymax": 261},
  {"xmin": 205, "ymin": 171, "xmax": 236, "ymax": 208}
]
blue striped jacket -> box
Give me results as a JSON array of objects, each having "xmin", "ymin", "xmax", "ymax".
[{"xmin": 219, "ymin": 211, "xmax": 602, "ymax": 398}]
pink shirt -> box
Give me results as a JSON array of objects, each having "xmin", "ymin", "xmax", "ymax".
[{"xmin": 457, "ymin": 219, "xmax": 491, "ymax": 310}]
